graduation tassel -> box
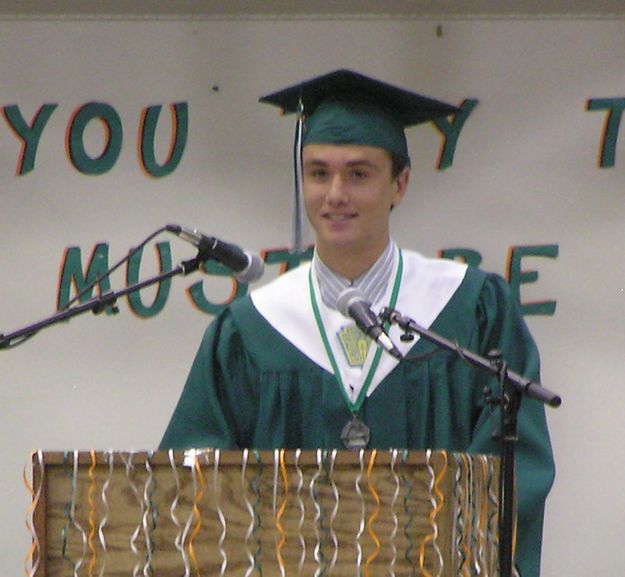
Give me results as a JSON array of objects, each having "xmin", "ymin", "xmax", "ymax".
[{"xmin": 292, "ymin": 99, "xmax": 305, "ymax": 253}]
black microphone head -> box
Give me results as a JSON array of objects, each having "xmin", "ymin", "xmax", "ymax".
[
  {"xmin": 235, "ymin": 253, "xmax": 265, "ymax": 284},
  {"xmin": 337, "ymin": 287, "xmax": 368, "ymax": 317}
]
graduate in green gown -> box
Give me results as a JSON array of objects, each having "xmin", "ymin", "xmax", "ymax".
[{"xmin": 160, "ymin": 70, "xmax": 555, "ymax": 577}]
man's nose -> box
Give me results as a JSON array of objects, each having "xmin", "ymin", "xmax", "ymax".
[{"xmin": 326, "ymin": 174, "xmax": 347, "ymax": 204}]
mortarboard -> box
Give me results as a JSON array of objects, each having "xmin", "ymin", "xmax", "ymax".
[{"xmin": 259, "ymin": 69, "xmax": 458, "ymax": 251}]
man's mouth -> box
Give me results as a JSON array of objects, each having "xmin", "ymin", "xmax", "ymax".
[{"xmin": 324, "ymin": 213, "xmax": 356, "ymax": 221}]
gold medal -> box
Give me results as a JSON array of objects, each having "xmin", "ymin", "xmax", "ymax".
[{"xmin": 338, "ymin": 324, "xmax": 371, "ymax": 367}]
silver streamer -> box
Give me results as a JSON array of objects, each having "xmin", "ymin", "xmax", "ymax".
[
  {"xmin": 327, "ymin": 449, "xmax": 340, "ymax": 574},
  {"xmin": 294, "ymin": 448, "xmax": 306, "ymax": 574},
  {"xmin": 70, "ymin": 451, "xmax": 88, "ymax": 577},
  {"xmin": 355, "ymin": 449, "xmax": 366, "ymax": 576},
  {"xmin": 389, "ymin": 449, "xmax": 401, "ymax": 577},
  {"xmin": 241, "ymin": 449, "xmax": 256, "ymax": 577},
  {"xmin": 121, "ymin": 452, "xmax": 143, "ymax": 577},
  {"xmin": 142, "ymin": 451, "xmax": 155, "ymax": 577},
  {"xmin": 97, "ymin": 450, "xmax": 114, "ymax": 577},
  {"xmin": 310, "ymin": 449, "xmax": 323, "ymax": 577},
  {"xmin": 168, "ymin": 449, "xmax": 190, "ymax": 577},
  {"xmin": 25, "ymin": 450, "xmax": 44, "ymax": 577}
]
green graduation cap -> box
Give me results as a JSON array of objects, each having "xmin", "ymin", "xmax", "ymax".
[
  {"xmin": 260, "ymin": 69, "xmax": 458, "ymax": 162},
  {"xmin": 259, "ymin": 69, "xmax": 458, "ymax": 250}
]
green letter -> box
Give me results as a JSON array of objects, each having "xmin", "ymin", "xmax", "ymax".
[
  {"xmin": 57, "ymin": 244, "xmax": 115, "ymax": 314},
  {"xmin": 67, "ymin": 102, "xmax": 122, "ymax": 175},
  {"xmin": 506, "ymin": 244, "xmax": 558, "ymax": 316},
  {"xmin": 126, "ymin": 242, "xmax": 172, "ymax": 318},
  {"xmin": 263, "ymin": 246, "xmax": 314, "ymax": 273},
  {"xmin": 439, "ymin": 248, "xmax": 482, "ymax": 268},
  {"xmin": 2, "ymin": 104, "xmax": 57, "ymax": 175},
  {"xmin": 187, "ymin": 260, "xmax": 250, "ymax": 315},
  {"xmin": 139, "ymin": 102, "xmax": 188, "ymax": 177},
  {"xmin": 432, "ymin": 99, "xmax": 478, "ymax": 170},
  {"xmin": 587, "ymin": 98, "xmax": 625, "ymax": 168}
]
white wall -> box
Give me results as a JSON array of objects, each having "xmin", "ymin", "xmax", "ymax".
[{"xmin": 1, "ymin": 16, "xmax": 624, "ymax": 577}]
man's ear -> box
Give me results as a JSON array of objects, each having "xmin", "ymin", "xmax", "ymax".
[{"xmin": 391, "ymin": 166, "xmax": 410, "ymax": 209}]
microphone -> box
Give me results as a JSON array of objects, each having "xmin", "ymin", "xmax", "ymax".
[
  {"xmin": 166, "ymin": 224, "xmax": 264, "ymax": 283},
  {"xmin": 337, "ymin": 288, "xmax": 403, "ymax": 360}
]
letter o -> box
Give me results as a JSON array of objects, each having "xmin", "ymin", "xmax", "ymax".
[{"xmin": 67, "ymin": 102, "xmax": 123, "ymax": 174}]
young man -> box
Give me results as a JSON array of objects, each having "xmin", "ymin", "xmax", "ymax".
[{"xmin": 160, "ymin": 70, "xmax": 554, "ymax": 577}]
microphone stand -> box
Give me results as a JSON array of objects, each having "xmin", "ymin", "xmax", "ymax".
[
  {"xmin": 0, "ymin": 254, "xmax": 206, "ymax": 350},
  {"xmin": 379, "ymin": 306, "xmax": 561, "ymax": 577}
]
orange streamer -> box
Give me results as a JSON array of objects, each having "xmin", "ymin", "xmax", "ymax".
[
  {"xmin": 275, "ymin": 449, "xmax": 289, "ymax": 576},
  {"xmin": 364, "ymin": 449, "xmax": 380, "ymax": 577},
  {"xmin": 22, "ymin": 451, "xmax": 43, "ymax": 577},
  {"xmin": 188, "ymin": 456, "xmax": 206, "ymax": 577}
]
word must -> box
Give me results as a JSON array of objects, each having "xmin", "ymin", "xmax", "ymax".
[{"xmin": 57, "ymin": 242, "xmax": 558, "ymax": 318}]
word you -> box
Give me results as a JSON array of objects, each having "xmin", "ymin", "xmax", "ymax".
[{"xmin": 2, "ymin": 101, "xmax": 188, "ymax": 177}]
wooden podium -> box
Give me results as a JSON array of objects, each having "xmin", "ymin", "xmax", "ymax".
[{"xmin": 28, "ymin": 449, "xmax": 500, "ymax": 577}]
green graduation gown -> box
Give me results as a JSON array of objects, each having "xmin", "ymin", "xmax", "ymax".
[{"xmin": 160, "ymin": 250, "xmax": 554, "ymax": 577}]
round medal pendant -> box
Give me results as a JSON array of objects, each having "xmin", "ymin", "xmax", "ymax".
[{"xmin": 341, "ymin": 416, "xmax": 370, "ymax": 450}]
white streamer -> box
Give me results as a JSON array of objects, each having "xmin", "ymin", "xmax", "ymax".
[{"xmin": 168, "ymin": 449, "xmax": 190, "ymax": 577}]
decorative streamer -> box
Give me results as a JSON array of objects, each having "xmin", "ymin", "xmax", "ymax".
[
  {"xmin": 327, "ymin": 449, "xmax": 340, "ymax": 575},
  {"xmin": 388, "ymin": 449, "xmax": 401, "ymax": 577},
  {"xmin": 188, "ymin": 452, "xmax": 206, "ymax": 577},
  {"xmin": 364, "ymin": 449, "xmax": 381, "ymax": 577},
  {"xmin": 70, "ymin": 451, "xmax": 88, "ymax": 577},
  {"xmin": 250, "ymin": 450, "xmax": 264, "ymax": 577},
  {"xmin": 214, "ymin": 450, "xmax": 228, "ymax": 577},
  {"xmin": 293, "ymin": 449, "xmax": 306, "ymax": 575},
  {"xmin": 121, "ymin": 452, "xmax": 143, "ymax": 577},
  {"xmin": 420, "ymin": 450, "xmax": 447, "ymax": 577},
  {"xmin": 454, "ymin": 453, "xmax": 467, "ymax": 576},
  {"xmin": 475, "ymin": 456, "xmax": 489, "ymax": 577},
  {"xmin": 274, "ymin": 449, "xmax": 289, "ymax": 577},
  {"xmin": 180, "ymin": 457, "xmax": 198, "ymax": 577},
  {"xmin": 458, "ymin": 454, "xmax": 473, "ymax": 577},
  {"xmin": 467, "ymin": 455, "xmax": 482, "ymax": 577},
  {"xmin": 23, "ymin": 450, "xmax": 44, "ymax": 577},
  {"xmin": 354, "ymin": 450, "xmax": 366, "ymax": 576},
  {"xmin": 462, "ymin": 454, "xmax": 474, "ymax": 577},
  {"xmin": 168, "ymin": 450, "xmax": 190, "ymax": 577},
  {"xmin": 401, "ymin": 450, "xmax": 416, "ymax": 571},
  {"xmin": 309, "ymin": 449, "xmax": 326, "ymax": 577},
  {"xmin": 87, "ymin": 450, "xmax": 98, "ymax": 577},
  {"xmin": 241, "ymin": 449, "xmax": 254, "ymax": 577},
  {"xmin": 142, "ymin": 451, "xmax": 157, "ymax": 577},
  {"xmin": 97, "ymin": 450, "xmax": 114, "ymax": 577},
  {"xmin": 485, "ymin": 456, "xmax": 499, "ymax": 577},
  {"xmin": 60, "ymin": 452, "xmax": 72, "ymax": 562}
]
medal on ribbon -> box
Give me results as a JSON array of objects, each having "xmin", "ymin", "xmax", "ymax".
[
  {"xmin": 338, "ymin": 324, "xmax": 371, "ymax": 367},
  {"xmin": 340, "ymin": 415, "xmax": 371, "ymax": 450}
]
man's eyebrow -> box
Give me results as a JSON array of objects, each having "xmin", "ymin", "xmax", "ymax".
[{"xmin": 303, "ymin": 158, "xmax": 378, "ymax": 167}]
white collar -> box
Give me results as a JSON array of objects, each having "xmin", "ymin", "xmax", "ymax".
[{"xmin": 251, "ymin": 250, "xmax": 468, "ymax": 397}]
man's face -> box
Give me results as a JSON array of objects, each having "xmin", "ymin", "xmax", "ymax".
[{"xmin": 302, "ymin": 144, "xmax": 409, "ymax": 262}]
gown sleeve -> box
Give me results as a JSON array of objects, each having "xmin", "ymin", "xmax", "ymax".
[
  {"xmin": 467, "ymin": 273, "xmax": 555, "ymax": 577},
  {"xmin": 158, "ymin": 306, "xmax": 257, "ymax": 450}
]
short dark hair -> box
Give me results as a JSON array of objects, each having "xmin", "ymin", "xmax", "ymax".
[{"xmin": 391, "ymin": 153, "xmax": 411, "ymax": 179}]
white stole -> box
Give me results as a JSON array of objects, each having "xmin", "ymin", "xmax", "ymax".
[{"xmin": 250, "ymin": 250, "xmax": 467, "ymax": 398}]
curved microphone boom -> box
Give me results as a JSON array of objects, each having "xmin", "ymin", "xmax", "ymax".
[
  {"xmin": 337, "ymin": 288, "xmax": 402, "ymax": 360},
  {"xmin": 167, "ymin": 224, "xmax": 264, "ymax": 283}
]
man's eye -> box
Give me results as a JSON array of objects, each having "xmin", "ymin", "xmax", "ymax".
[
  {"xmin": 351, "ymin": 169, "xmax": 369, "ymax": 180},
  {"xmin": 308, "ymin": 168, "xmax": 327, "ymax": 179}
]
